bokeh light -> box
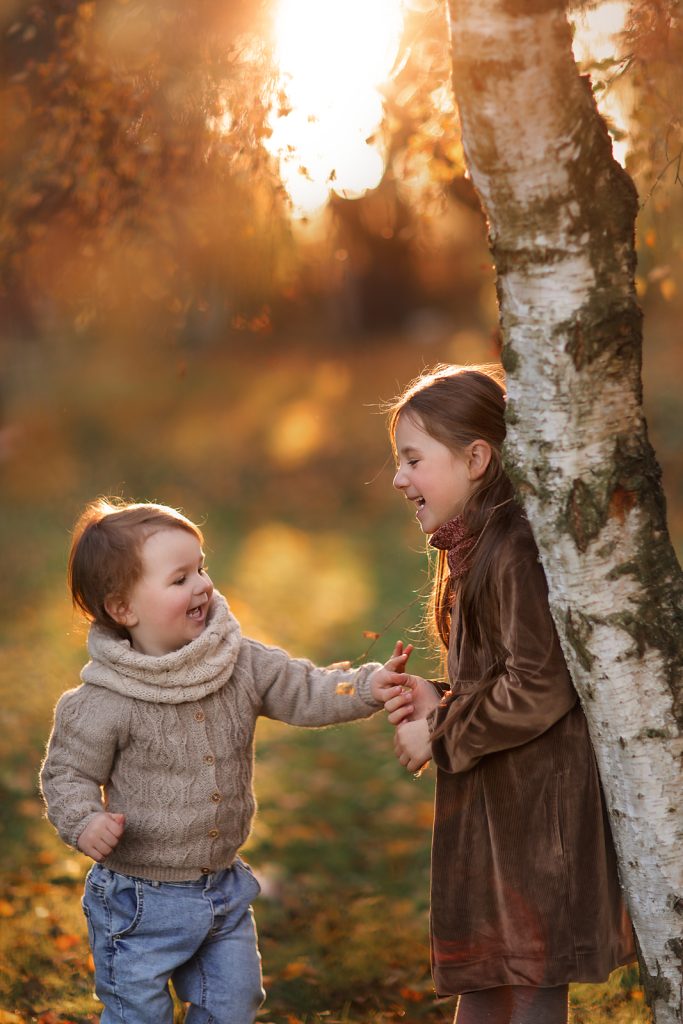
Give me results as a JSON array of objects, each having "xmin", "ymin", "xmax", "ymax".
[{"xmin": 266, "ymin": 0, "xmax": 405, "ymax": 217}]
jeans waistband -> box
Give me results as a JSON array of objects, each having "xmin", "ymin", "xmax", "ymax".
[{"xmin": 94, "ymin": 863, "xmax": 233, "ymax": 888}]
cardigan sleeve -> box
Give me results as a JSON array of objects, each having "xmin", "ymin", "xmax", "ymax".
[
  {"xmin": 429, "ymin": 535, "xmax": 578, "ymax": 774},
  {"xmin": 39, "ymin": 686, "xmax": 128, "ymax": 850},
  {"xmin": 235, "ymin": 637, "xmax": 383, "ymax": 726}
]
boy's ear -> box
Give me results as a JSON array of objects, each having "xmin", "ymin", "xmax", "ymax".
[
  {"xmin": 104, "ymin": 595, "xmax": 138, "ymax": 628},
  {"xmin": 468, "ymin": 440, "xmax": 492, "ymax": 481}
]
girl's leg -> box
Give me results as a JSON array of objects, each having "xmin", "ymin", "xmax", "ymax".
[{"xmin": 454, "ymin": 985, "xmax": 569, "ymax": 1024}]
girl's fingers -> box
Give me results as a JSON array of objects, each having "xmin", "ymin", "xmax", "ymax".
[
  {"xmin": 385, "ymin": 690, "xmax": 412, "ymax": 709},
  {"xmin": 387, "ymin": 706, "xmax": 413, "ymax": 725}
]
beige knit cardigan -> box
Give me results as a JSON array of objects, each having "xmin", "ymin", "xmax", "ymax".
[{"xmin": 40, "ymin": 592, "xmax": 382, "ymax": 881}]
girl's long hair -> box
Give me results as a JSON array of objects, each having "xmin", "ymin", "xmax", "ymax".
[{"xmin": 388, "ymin": 364, "xmax": 520, "ymax": 665}]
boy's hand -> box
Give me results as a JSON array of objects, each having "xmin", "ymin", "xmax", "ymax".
[
  {"xmin": 385, "ymin": 676, "xmax": 441, "ymax": 725},
  {"xmin": 369, "ymin": 641, "xmax": 415, "ymax": 704},
  {"xmin": 394, "ymin": 718, "xmax": 432, "ymax": 774},
  {"xmin": 77, "ymin": 811, "xmax": 126, "ymax": 862}
]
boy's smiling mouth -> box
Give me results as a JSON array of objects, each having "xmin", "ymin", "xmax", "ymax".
[{"xmin": 187, "ymin": 603, "xmax": 207, "ymax": 620}]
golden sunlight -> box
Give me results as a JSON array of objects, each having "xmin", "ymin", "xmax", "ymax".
[
  {"xmin": 571, "ymin": 1, "xmax": 630, "ymax": 166},
  {"xmin": 266, "ymin": 0, "xmax": 405, "ymax": 218}
]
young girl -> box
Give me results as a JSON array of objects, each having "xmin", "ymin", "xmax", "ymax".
[
  {"xmin": 384, "ymin": 365, "xmax": 635, "ymax": 1024},
  {"xmin": 40, "ymin": 498, "xmax": 414, "ymax": 1024}
]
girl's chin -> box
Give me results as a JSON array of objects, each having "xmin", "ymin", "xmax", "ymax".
[{"xmin": 416, "ymin": 514, "xmax": 438, "ymax": 534}]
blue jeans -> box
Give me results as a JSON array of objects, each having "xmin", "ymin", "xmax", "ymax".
[{"xmin": 82, "ymin": 860, "xmax": 265, "ymax": 1024}]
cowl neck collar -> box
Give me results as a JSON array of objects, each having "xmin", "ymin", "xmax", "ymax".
[
  {"xmin": 429, "ymin": 515, "xmax": 477, "ymax": 580},
  {"xmin": 81, "ymin": 591, "xmax": 242, "ymax": 704}
]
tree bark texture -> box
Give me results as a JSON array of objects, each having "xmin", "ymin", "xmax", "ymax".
[{"xmin": 446, "ymin": 0, "xmax": 683, "ymax": 1019}]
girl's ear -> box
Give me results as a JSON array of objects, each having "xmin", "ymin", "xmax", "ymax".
[
  {"xmin": 104, "ymin": 594, "xmax": 138, "ymax": 627},
  {"xmin": 467, "ymin": 440, "xmax": 492, "ymax": 481}
]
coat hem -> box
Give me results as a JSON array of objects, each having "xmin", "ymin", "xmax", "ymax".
[{"xmin": 432, "ymin": 949, "xmax": 637, "ymax": 997}]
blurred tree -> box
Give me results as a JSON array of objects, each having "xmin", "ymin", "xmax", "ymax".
[
  {"xmin": 0, "ymin": 0, "xmax": 288, "ymax": 345},
  {"xmin": 447, "ymin": 0, "xmax": 682, "ymax": 1021}
]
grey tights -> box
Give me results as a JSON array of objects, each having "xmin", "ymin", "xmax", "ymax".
[{"xmin": 454, "ymin": 985, "xmax": 569, "ymax": 1024}]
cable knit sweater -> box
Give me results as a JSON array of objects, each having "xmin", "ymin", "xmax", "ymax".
[{"xmin": 40, "ymin": 592, "xmax": 382, "ymax": 881}]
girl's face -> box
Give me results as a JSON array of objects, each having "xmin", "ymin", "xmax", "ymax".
[
  {"xmin": 393, "ymin": 412, "xmax": 476, "ymax": 535},
  {"xmin": 111, "ymin": 528, "xmax": 214, "ymax": 656}
]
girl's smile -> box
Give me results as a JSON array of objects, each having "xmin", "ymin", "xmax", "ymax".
[{"xmin": 393, "ymin": 412, "xmax": 477, "ymax": 535}]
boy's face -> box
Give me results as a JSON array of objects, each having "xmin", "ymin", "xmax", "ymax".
[{"xmin": 114, "ymin": 528, "xmax": 214, "ymax": 656}]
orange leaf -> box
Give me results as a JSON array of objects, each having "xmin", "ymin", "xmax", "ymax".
[
  {"xmin": 362, "ymin": 630, "xmax": 380, "ymax": 639},
  {"xmin": 282, "ymin": 960, "xmax": 312, "ymax": 980},
  {"xmin": 54, "ymin": 933, "xmax": 81, "ymax": 951},
  {"xmin": 400, "ymin": 985, "xmax": 426, "ymax": 1002},
  {"xmin": 0, "ymin": 899, "xmax": 15, "ymax": 917},
  {"xmin": 335, "ymin": 681, "xmax": 355, "ymax": 695}
]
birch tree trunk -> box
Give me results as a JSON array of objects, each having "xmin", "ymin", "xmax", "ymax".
[{"xmin": 446, "ymin": 0, "xmax": 683, "ymax": 1019}]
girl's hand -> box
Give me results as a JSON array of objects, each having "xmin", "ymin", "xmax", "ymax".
[
  {"xmin": 385, "ymin": 675, "xmax": 441, "ymax": 725},
  {"xmin": 77, "ymin": 811, "xmax": 126, "ymax": 862},
  {"xmin": 369, "ymin": 641, "xmax": 415, "ymax": 704},
  {"xmin": 394, "ymin": 718, "xmax": 432, "ymax": 774}
]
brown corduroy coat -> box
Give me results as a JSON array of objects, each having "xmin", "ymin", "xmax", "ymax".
[{"xmin": 427, "ymin": 520, "xmax": 635, "ymax": 996}]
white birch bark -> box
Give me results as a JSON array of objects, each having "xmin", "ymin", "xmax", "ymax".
[{"xmin": 446, "ymin": 0, "xmax": 683, "ymax": 1020}]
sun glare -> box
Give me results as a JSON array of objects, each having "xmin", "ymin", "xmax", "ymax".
[
  {"xmin": 571, "ymin": 1, "xmax": 630, "ymax": 166},
  {"xmin": 266, "ymin": 0, "xmax": 405, "ymax": 218}
]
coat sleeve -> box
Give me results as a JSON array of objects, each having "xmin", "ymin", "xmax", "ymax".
[
  {"xmin": 39, "ymin": 687, "xmax": 127, "ymax": 849},
  {"xmin": 429, "ymin": 538, "xmax": 578, "ymax": 774},
  {"xmin": 235, "ymin": 638, "xmax": 383, "ymax": 726}
]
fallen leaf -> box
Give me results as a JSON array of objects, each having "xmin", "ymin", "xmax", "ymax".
[
  {"xmin": 335, "ymin": 681, "xmax": 355, "ymax": 695},
  {"xmin": 282, "ymin": 960, "xmax": 314, "ymax": 980},
  {"xmin": 399, "ymin": 985, "xmax": 426, "ymax": 1002}
]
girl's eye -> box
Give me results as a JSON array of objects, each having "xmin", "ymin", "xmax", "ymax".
[
  {"xmin": 174, "ymin": 576, "xmax": 186, "ymax": 586},
  {"xmin": 408, "ymin": 459, "xmax": 419, "ymax": 467}
]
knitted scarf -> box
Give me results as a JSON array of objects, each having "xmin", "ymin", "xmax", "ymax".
[
  {"xmin": 429, "ymin": 515, "xmax": 478, "ymax": 580},
  {"xmin": 81, "ymin": 591, "xmax": 242, "ymax": 703}
]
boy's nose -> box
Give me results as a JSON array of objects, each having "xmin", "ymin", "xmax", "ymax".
[{"xmin": 393, "ymin": 468, "xmax": 407, "ymax": 491}]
